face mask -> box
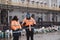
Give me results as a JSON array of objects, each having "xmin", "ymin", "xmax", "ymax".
[{"xmin": 26, "ymin": 17, "xmax": 31, "ymax": 20}]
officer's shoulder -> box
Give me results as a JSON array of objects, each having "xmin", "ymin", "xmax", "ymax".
[
  {"xmin": 23, "ymin": 18, "xmax": 26, "ymax": 20},
  {"xmin": 11, "ymin": 20, "xmax": 17, "ymax": 22},
  {"xmin": 31, "ymin": 17, "xmax": 34, "ymax": 20}
]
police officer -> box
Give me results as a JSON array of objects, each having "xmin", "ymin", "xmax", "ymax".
[
  {"xmin": 11, "ymin": 16, "xmax": 21, "ymax": 40},
  {"xmin": 22, "ymin": 13, "xmax": 36, "ymax": 40}
]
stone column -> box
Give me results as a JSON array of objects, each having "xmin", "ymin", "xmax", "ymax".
[{"xmin": 49, "ymin": 0, "xmax": 51, "ymax": 7}]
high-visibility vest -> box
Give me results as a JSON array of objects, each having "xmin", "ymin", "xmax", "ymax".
[
  {"xmin": 11, "ymin": 20, "xmax": 21, "ymax": 30},
  {"xmin": 22, "ymin": 17, "xmax": 36, "ymax": 26}
]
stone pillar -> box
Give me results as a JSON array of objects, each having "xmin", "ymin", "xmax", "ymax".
[
  {"xmin": 49, "ymin": 0, "xmax": 51, "ymax": 7},
  {"xmin": 57, "ymin": 0, "xmax": 59, "ymax": 8}
]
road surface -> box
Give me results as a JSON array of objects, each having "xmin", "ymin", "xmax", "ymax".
[{"xmin": 1, "ymin": 31, "xmax": 60, "ymax": 40}]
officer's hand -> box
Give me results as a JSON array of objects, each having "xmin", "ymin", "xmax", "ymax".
[
  {"xmin": 16, "ymin": 29, "xmax": 20, "ymax": 31},
  {"xmin": 29, "ymin": 26, "xmax": 31, "ymax": 31},
  {"xmin": 31, "ymin": 24, "xmax": 35, "ymax": 27},
  {"xmin": 31, "ymin": 25, "xmax": 33, "ymax": 27},
  {"xmin": 23, "ymin": 22, "xmax": 26, "ymax": 26},
  {"xmin": 33, "ymin": 24, "xmax": 36, "ymax": 27},
  {"xmin": 26, "ymin": 25, "xmax": 29, "ymax": 27},
  {"xmin": 20, "ymin": 27, "xmax": 22, "ymax": 30}
]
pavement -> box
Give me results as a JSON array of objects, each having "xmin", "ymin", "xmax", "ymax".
[{"xmin": 0, "ymin": 31, "xmax": 60, "ymax": 40}]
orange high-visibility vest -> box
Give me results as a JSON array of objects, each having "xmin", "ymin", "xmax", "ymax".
[
  {"xmin": 22, "ymin": 17, "xmax": 36, "ymax": 26},
  {"xmin": 11, "ymin": 20, "xmax": 21, "ymax": 30}
]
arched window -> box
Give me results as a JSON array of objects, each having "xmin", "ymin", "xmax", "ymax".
[
  {"xmin": 21, "ymin": 0, "xmax": 25, "ymax": 3},
  {"xmin": 27, "ymin": 0, "xmax": 30, "ymax": 2},
  {"xmin": 44, "ymin": 1, "xmax": 47, "ymax": 5},
  {"xmin": 31, "ymin": 1, "xmax": 34, "ymax": 4},
  {"xmin": 40, "ymin": 1, "xmax": 43, "ymax": 4},
  {"xmin": 11, "ymin": 0, "xmax": 18, "ymax": 3}
]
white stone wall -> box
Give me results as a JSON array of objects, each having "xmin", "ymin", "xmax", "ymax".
[
  {"xmin": 8, "ymin": 9, "xmax": 26, "ymax": 23},
  {"xmin": 0, "ymin": 0, "xmax": 1, "ymax": 3},
  {"xmin": 0, "ymin": 0, "xmax": 60, "ymax": 8},
  {"xmin": 57, "ymin": 14, "xmax": 60, "ymax": 22},
  {"xmin": 8, "ymin": 9, "xmax": 60, "ymax": 23}
]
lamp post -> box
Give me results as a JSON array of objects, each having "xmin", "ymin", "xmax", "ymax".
[{"xmin": 6, "ymin": 0, "xmax": 9, "ymax": 26}]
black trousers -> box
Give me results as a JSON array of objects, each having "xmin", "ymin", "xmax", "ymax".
[
  {"xmin": 25, "ymin": 28, "xmax": 34, "ymax": 40},
  {"xmin": 13, "ymin": 31, "xmax": 20, "ymax": 40}
]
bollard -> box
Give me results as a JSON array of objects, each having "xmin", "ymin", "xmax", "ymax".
[
  {"xmin": 5, "ymin": 30, "xmax": 10, "ymax": 38},
  {"xmin": 9, "ymin": 30, "xmax": 13, "ymax": 38},
  {"xmin": 0, "ymin": 31, "xmax": 2, "ymax": 38},
  {"xmin": 1, "ymin": 32, "xmax": 5, "ymax": 38}
]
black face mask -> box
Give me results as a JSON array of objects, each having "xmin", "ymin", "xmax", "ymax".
[{"xmin": 26, "ymin": 17, "xmax": 31, "ymax": 20}]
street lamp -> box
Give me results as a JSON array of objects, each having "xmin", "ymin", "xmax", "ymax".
[{"xmin": 6, "ymin": 0, "xmax": 9, "ymax": 26}]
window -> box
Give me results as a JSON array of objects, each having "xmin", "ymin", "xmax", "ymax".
[
  {"xmin": 21, "ymin": 0, "xmax": 25, "ymax": 3},
  {"xmin": 11, "ymin": 0, "xmax": 18, "ymax": 3},
  {"xmin": 36, "ymin": 1, "xmax": 39, "ymax": 4},
  {"xmin": 40, "ymin": 1, "xmax": 43, "ymax": 4},
  {"xmin": 27, "ymin": 0, "xmax": 30, "ymax": 2},
  {"xmin": 44, "ymin": 1, "xmax": 47, "ymax": 5},
  {"xmin": 31, "ymin": 1, "xmax": 34, "ymax": 4},
  {"xmin": 21, "ymin": 0, "xmax": 25, "ymax": 2}
]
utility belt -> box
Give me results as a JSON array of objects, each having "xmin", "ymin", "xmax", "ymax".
[
  {"xmin": 23, "ymin": 26, "xmax": 34, "ymax": 29},
  {"xmin": 12, "ymin": 27, "xmax": 34, "ymax": 33},
  {"xmin": 12, "ymin": 29, "xmax": 22, "ymax": 33},
  {"xmin": 25, "ymin": 26, "xmax": 34, "ymax": 32}
]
